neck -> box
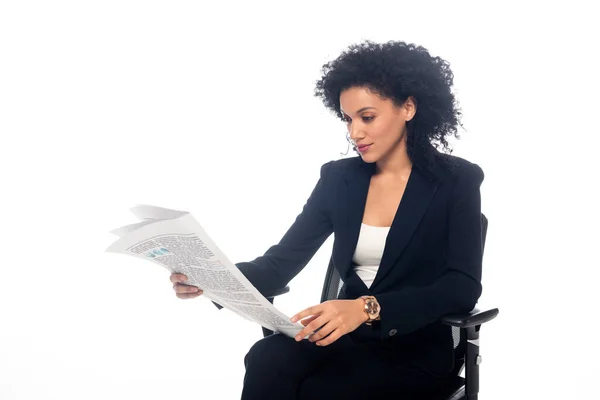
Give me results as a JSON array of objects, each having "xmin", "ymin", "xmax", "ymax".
[{"xmin": 374, "ymin": 138, "xmax": 412, "ymax": 178}]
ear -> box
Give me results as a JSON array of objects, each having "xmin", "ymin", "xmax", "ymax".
[{"xmin": 404, "ymin": 96, "xmax": 417, "ymax": 122}]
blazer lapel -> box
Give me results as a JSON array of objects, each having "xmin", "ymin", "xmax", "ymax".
[
  {"xmin": 334, "ymin": 158, "xmax": 441, "ymax": 292},
  {"xmin": 334, "ymin": 160, "xmax": 374, "ymax": 286},
  {"xmin": 370, "ymin": 167, "xmax": 440, "ymax": 289}
]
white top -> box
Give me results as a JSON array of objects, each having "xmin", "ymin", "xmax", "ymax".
[{"xmin": 352, "ymin": 223, "xmax": 390, "ymax": 288}]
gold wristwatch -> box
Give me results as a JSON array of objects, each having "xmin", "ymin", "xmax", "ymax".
[{"xmin": 359, "ymin": 295, "xmax": 381, "ymax": 325}]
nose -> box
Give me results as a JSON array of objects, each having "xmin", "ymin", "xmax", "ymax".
[{"xmin": 348, "ymin": 125, "xmax": 364, "ymax": 143}]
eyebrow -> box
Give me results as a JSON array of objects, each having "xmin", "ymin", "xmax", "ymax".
[{"xmin": 340, "ymin": 106, "xmax": 377, "ymax": 116}]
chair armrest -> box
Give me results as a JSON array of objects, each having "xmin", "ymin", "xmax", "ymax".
[
  {"xmin": 441, "ymin": 307, "xmax": 499, "ymax": 328},
  {"xmin": 264, "ymin": 286, "xmax": 290, "ymax": 300},
  {"xmin": 213, "ymin": 286, "xmax": 291, "ymax": 310}
]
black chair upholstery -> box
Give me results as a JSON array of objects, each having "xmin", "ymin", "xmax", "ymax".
[{"xmin": 263, "ymin": 213, "xmax": 498, "ymax": 400}]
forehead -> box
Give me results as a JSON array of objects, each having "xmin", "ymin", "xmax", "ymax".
[{"xmin": 339, "ymin": 86, "xmax": 389, "ymax": 114}]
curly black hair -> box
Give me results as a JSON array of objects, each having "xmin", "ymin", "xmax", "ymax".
[{"xmin": 314, "ymin": 40, "xmax": 464, "ymax": 175}]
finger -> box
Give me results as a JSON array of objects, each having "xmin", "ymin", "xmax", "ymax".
[
  {"xmin": 291, "ymin": 304, "xmax": 322, "ymax": 323},
  {"xmin": 174, "ymin": 284, "xmax": 201, "ymax": 294},
  {"xmin": 295, "ymin": 315, "xmax": 327, "ymax": 342},
  {"xmin": 316, "ymin": 328, "xmax": 343, "ymax": 347},
  {"xmin": 173, "ymin": 283, "xmax": 202, "ymax": 294},
  {"xmin": 176, "ymin": 291, "xmax": 202, "ymax": 299},
  {"xmin": 170, "ymin": 273, "xmax": 188, "ymax": 283},
  {"xmin": 308, "ymin": 320, "xmax": 337, "ymax": 343},
  {"xmin": 300, "ymin": 315, "xmax": 318, "ymax": 327}
]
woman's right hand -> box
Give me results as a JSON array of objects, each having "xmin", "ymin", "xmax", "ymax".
[{"xmin": 170, "ymin": 273, "xmax": 203, "ymax": 299}]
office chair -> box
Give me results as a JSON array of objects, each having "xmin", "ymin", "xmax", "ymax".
[{"xmin": 262, "ymin": 213, "xmax": 498, "ymax": 400}]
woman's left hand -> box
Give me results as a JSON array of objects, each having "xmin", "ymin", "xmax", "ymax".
[{"xmin": 291, "ymin": 299, "xmax": 368, "ymax": 346}]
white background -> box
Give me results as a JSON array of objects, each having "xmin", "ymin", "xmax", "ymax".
[{"xmin": 1, "ymin": 1, "xmax": 599, "ymax": 399}]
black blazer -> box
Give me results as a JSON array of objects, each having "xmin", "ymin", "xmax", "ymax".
[{"xmin": 235, "ymin": 152, "xmax": 485, "ymax": 376}]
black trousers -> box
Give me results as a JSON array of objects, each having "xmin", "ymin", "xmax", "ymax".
[{"xmin": 241, "ymin": 332, "xmax": 449, "ymax": 400}]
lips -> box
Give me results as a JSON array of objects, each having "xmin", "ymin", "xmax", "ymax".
[{"xmin": 357, "ymin": 144, "xmax": 372, "ymax": 153}]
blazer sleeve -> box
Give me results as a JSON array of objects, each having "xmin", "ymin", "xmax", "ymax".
[
  {"xmin": 375, "ymin": 162, "xmax": 485, "ymax": 338},
  {"xmin": 212, "ymin": 161, "xmax": 335, "ymax": 309}
]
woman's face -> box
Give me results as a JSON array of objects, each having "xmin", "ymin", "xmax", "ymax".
[{"xmin": 339, "ymin": 86, "xmax": 416, "ymax": 163}]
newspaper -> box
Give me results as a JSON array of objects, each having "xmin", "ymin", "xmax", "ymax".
[{"xmin": 105, "ymin": 204, "xmax": 306, "ymax": 339}]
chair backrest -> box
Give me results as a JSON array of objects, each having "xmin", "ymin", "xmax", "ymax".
[{"xmin": 320, "ymin": 213, "xmax": 488, "ymax": 374}]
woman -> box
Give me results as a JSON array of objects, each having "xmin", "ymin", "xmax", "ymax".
[{"xmin": 170, "ymin": 40, "xmax": 485, "ymax": 399}]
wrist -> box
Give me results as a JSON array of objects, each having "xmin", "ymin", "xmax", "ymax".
[{"xmin": 356, "ymin": 298, "xmax": 369, "ymax": 322}]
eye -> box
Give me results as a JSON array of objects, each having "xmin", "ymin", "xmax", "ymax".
[{"xmin": 342, "ymin": 116, "xmax": 374, "ymax": 123}]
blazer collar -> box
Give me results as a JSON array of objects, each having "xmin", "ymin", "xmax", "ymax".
[{"xmin": 337, "ymin": 156, "xmax": 444, "ymax": 292}]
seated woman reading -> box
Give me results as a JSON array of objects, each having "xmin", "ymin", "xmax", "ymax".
[{"xmin": 170, "ymin": 39, "xmax": 485, "ymax": 400}]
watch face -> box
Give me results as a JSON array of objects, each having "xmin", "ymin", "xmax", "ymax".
[{"xmin": 366, "ymin": 299, "xmax": 379, "ymax": 315}]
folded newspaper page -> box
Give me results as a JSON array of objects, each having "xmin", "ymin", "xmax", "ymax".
[{"xmin": 105, "ymin": 204, "xmax": 306, "ymax": 338}]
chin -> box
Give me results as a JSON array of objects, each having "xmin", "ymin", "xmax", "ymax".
[{"xmin": 359, "ymin": 153, "xmax": 377, "ymax": 163}]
